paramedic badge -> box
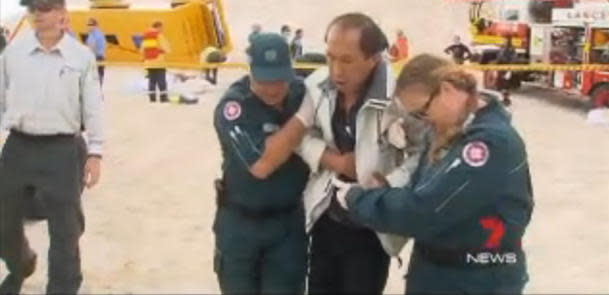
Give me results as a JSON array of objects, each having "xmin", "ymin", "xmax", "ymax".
[
  {"xmin": 223, "ymin": 101, "xmax": 242, "ymax": 121},
  {"xmin": 462, "ymin": 141, "xmax": 489, "ymax": 167}
]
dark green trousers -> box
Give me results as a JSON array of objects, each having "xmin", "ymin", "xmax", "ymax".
[
  {"xmin": 0, "ymin": 131, "xmax": 86, "ymax": 295},
  {"xmin": 213, "ymin": 205, "xmax": 308, "ymax": 295}
]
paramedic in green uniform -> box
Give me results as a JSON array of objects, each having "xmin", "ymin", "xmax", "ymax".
[
  {"xmin": 212, "ymin": 33, "xmax": 310, "ymax": 294},
  {"xmin": 334, "ymin": 65, "xmax": 534, "ymax": 294}
]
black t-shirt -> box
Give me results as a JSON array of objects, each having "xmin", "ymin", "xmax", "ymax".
[{"xmin": 327, "ymin": 92, "xmax": 368, "ymax": 227}]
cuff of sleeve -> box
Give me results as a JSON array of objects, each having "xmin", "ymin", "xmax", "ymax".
[
  {"xmin": 87, "ymin": 143, "xmax": 103, "ymax": 157},
  {"xmin": 345, "ymin": 186, "xmax": 364, "ymax": 209},
  {"xmin": 385, "ymin": 169, "xmax": 411, "ymax": 188}
]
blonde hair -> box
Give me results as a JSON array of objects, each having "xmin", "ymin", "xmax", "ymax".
[{"xmin": 428, "ymin": 67, "xmax": 478, "ymax": 163}]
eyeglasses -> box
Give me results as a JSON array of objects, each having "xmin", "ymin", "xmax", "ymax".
[{"xmin": 409, "ymin": 94, "xmax": 437, "ymax": 120}]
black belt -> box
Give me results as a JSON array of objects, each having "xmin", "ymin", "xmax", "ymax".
[
  {"xmin": 215, "ymin": 178, "xmax": 300, "ymax": 219},
  {"xmin": 10, "ymin": 129, "xmax": 77, "ymax": 140},
  {"xmin": 414, "ymin": 243, "xmax": 522, "ymax": 269}
]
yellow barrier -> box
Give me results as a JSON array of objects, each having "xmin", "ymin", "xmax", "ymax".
[
  {"xmin": 463, "ymin": 63, "xmax": 609, "ymax": 71},
  {"xmin": 97, "ymin": 60, "xmax": 609, "ymax": 72},
  {"xmin": 68, "ymin": 0, "xmax": 233, "ymax": 63}
]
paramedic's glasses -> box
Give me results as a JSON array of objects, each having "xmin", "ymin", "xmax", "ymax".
[{"xmin": 410, "ymin": 94, "xmax": 437, "ymax": 120}]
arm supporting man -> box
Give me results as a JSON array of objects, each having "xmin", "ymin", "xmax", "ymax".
[
  {"xmin": 250, "ymin": 116, "xmax": 308, "ymax": 179},
  {"xmin": 249, "ymin": 85, "xmax": 356, "ymax": 179},
  {"xmin": 343, "ymin": 135, "xmax": 515, "ymax": 240}
]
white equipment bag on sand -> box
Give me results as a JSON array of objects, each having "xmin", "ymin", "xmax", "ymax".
[{"xmin": 586, "ymin": 108, "xmax": 609, "ymax": 127}]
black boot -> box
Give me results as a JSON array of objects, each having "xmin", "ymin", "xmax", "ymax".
[{"xmin": 160, "ymin": 93, "xmax": 169, "ymax": 103}]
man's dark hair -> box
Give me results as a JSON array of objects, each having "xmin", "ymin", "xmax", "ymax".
[
  {"xmin": 324, "ymin": 12, "xmax": 388, "ymax": 58},
  {"xmin": 281, "ymin": 25, "xmax": 291, "ymax": 33},
  {"xmin": 21, "ymin": 0, "xmax": 66, "ymax": 8}
]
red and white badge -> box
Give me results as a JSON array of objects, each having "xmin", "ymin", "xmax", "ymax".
[
  {"xmin": 223, "ymin": 101, "xmax": 242, "ymax": 121},
  {"xmin": 462, "ymin": 141, "xmax": 489, "ymax": 167}
]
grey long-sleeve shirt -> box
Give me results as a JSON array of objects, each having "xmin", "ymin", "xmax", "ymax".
[{"xmin": 0, "ymin": 31, "xmax": 104, "ymax": 155}]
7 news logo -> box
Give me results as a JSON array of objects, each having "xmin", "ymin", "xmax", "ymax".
[
  {"xmin": 466, "ymin": 252, "xmax": 518, "ymax": 265},
  {"xmin": 466, "ymin": 216, "xmax": 520, "ymax": 265}
]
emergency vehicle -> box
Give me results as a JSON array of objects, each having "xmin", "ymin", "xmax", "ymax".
[{"xmin": 470, "ymin": 0, "xmax": 609, "ymax": 107}]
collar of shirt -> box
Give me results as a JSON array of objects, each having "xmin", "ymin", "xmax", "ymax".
[
  {"xmin": 317, "ymin": 60, "xmax": 390, "ymax": 105},
  {"xmin": 26, "ymin": 31, "xmax": 74, "ymax": 58}
]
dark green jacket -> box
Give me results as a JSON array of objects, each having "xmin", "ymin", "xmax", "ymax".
[
  {"xmin": 345, "ymin": 96, "xmax": 533, "ymax": 293},
  {"xmin": 214, "ymin": 76, "xmax": 309, "ymax": 212}
]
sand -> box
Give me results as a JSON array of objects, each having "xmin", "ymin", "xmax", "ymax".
[{"xmin": 1, "ymin": 0, "xmax": 608, "ymax": 294}]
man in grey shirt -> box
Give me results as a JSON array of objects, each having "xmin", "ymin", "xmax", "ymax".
[{"xmin": 0, "ymin": 0, "xmax": 104, "ymax": 294}]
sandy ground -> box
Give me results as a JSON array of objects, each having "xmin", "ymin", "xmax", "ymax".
[{"xmin": 1, "ymin": 0, "xmax": 609, "ymax": 294}]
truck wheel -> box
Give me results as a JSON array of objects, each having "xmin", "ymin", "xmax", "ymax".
[
  {"xmin": 484, "ymin": 70, "xmax": 498, "ymax": 90},
  {"xmin": 590, "ymin": 84, "xmax": 609, "ymax": 108}
]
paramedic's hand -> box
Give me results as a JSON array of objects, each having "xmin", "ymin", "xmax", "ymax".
[
  {"xmin": 332, "ymin": 176, "xmax": 354, "ymax": 209},
  {"xmin": 295, "ymin": 94, "xmax": 315, "ymax": 128},
  {"xmin": 387, "ymin": 118, "xmax": 407, "ymax": 149},
  {"xmin": 363, "ymin": 172, "xmax": 389, "ymax": 189}
]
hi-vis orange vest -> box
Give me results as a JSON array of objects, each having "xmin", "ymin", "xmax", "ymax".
[
  {"xmin": 389, "ymin": 36, "xmax": 409, "ymax": 61},
  {"xmin": 142, "ymin": 28, "xmax": 163, "ymax": 60}
]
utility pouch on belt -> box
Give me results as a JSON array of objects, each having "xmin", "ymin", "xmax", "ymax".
[{"xmin": 215, "ymin": 178, "xmax": 227, "ymax": 207}]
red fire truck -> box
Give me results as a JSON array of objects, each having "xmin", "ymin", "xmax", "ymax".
[{"xmin": 471, "ymin": 0, "xmax": 609, "ymax": 107}]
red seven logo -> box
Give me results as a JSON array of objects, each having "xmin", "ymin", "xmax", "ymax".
[{"xmin": 480, "ymin": 216, "xmax": 506, "ymax": 249}]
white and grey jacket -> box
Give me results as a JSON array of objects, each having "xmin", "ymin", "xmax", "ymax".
[{"xmin": 296, "ymin": 61, "xmax": 427, "ymax": 256}]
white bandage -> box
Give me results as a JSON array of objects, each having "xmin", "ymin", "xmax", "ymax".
[
  {"xmin": 331, "ymin": 176, "xmax": 354, "ymax": 209},
  {"xmin": 387, "ymin": 118, "xmax": 408, "ymax": 149},
  {"xmin": 295, "ymin": 94, "xmax": 315, "ymax": 128}
]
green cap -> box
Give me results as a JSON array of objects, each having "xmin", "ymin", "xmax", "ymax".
[{"xmin": 248, "ymin": 33, "xmax": 294, "ymax": 82}]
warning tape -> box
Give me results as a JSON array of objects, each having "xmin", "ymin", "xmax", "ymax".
[
  {"xmin": 96, "ymin": 60, "xmax": 609, "ymax": 72},
  {"xmin": 96, "ymin": 61, "xmax": 327, "ymax": 70},
  {"xmin": 463, "ymin": 63, "xmax": 609, "ymax": 71}
]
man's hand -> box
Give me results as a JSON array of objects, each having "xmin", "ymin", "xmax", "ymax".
[
  {"xmin": 321, "ymin": 149, "xmax": 357, "ymax": 180},
  {"xmin": 338, "ymin": 153, "xmax": 357, "ymax": 180},
  {"xmin": 84, "ymin": 156, "xmax": 101, "ymax": 189}
]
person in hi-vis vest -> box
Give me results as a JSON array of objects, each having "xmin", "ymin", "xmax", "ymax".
[{"xmin": 141, "ymin": 21, "xmax": 171, "ymax": 103}]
